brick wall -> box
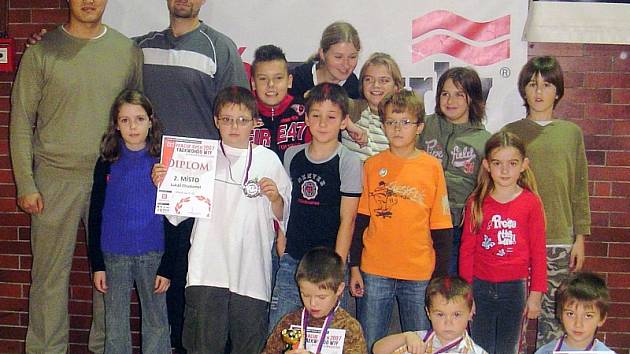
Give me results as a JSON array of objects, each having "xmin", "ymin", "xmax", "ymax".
[
  {"xmin": 0, "ymin": 2, "xmax": 628, "ymax": 353},
  {"xmin": 529, "ymin": 43, "xmax": 630, "ymax": 353},
  {"xmin": 523, "ymin": 42, "xmax": 630, "ymax": 353}
]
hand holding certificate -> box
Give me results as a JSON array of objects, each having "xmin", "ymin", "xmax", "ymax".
[{"xmin": 155, "ymin": 136, "xmax": 219, "ymax": 219}]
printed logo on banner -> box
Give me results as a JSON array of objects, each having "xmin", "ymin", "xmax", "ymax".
[
  {"xmin": 411, "ymin": 10, "xmax": 511, "ymax": 66},
  {"xmin": 403, "ymin": 6, "xmax": 528, "ymax": 132}
]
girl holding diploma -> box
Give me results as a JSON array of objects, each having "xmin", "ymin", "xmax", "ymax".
[{"xmin": 88, "ymin": 90, "xmax": 172, "ymax": 354}]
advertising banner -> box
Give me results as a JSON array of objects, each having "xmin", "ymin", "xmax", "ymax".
[{"xmin": 104, "ymin": 1, "xmax": 529, "ymax": 132}]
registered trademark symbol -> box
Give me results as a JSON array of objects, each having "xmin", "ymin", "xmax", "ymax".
[{"xmin": 500, "ymin": 67, "xmax": 511, "ymax": 78}]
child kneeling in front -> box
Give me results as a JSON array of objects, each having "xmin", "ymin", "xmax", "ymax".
[
  {"xmin": 535, "ymin": 272, "xmax": 613, "ymax": 353},
  {"xmin": 263, "ymin": 247, "xmax": 367, "ymax": 354},
  {"xmin": 373, "ymin": 276, "xmax": 487, "ymax": 354}
]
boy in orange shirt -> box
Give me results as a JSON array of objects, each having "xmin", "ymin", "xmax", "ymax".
[{"xmin": 349, "ymin": 90, "xmax": 453, "ymax": 351}]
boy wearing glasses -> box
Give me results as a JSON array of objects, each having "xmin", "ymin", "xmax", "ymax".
[
  {"xmin": 348, "ymin": 90, "xmax": 453, "ymax": 351},
  {"xmin": 156, "ymin": 86, "xmax": 292, "ymax": 353}
]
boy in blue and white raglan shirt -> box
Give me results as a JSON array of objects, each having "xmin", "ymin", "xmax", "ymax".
[{"xmin": 268, "ymin": 84, "xmax": 362, "ymax": 330}]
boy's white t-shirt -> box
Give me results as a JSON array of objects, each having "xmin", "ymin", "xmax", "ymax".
[
  {"xmin": 169, "ymin": 144, "xmax": 291, "ymax": 302},
  {"xmin": 534, "ymin": 338, "xmax": 614, "ymax": 353},
  {"xmin": 409, "ymin": 330, "xmax": 488, "ymax": 354}
]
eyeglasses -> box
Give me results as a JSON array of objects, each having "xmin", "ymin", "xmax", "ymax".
[
  {"xmin": 217, "ymin": 116, "xmax": 254, "ymax": 127},
  {"xmin": 383, "ymin": 119, "xmax": 420, "ymax": 128}
]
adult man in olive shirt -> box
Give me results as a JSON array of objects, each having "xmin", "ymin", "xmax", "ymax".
[
  {"xmin": 10, "ymin": 0, "xmax": 143, "ymax": 352},
  {"xmin": 23, "ymin": 2, "xmax": 248, "ymax": 352}
]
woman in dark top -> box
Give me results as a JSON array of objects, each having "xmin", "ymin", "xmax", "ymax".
[{"xmin": 290, "ymin": 21, "xmax": 362, "ymax": 99}]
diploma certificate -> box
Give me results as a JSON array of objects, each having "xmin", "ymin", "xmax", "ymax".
[
  {"xmin": 155, "ymin": 136, "xmax": 218, "ymax": 219},
  {"xmin": 289, "ymin": 325, "xmax": 345, "ymax": 354}
]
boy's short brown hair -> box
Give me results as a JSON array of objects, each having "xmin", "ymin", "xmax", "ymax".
[
  {"xmin": 213, "ymin": 86, "xmax": 258, "ymax": 118},
  {"xmin": 556, "ymin": 272, "xmax": 610, "ymax": 320},
  {"xmin": 425, "ymin": 276, "xmax": 474, "ymax": 311},
  {"xmin": 518, "ymin": 56, "xmax": 565, "ymax": 113},
  {"xmin": 305, "ymin": 83, "xmax": 350, "ymax": 117},
  {"xmin": 378, "ymin": 89, "xmax": 425, "ymax": 123},
  {"xmin": 296, "ymin": 247, "xmax": 345, "ymax": 291}
]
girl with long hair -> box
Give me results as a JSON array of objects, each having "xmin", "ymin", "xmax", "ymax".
[
  {"xmin": 88, "ymin": 89, "xmax": 171, "ymax": 353},
  {"xmin": 459, "ymin": 131, "xmax": 547, "ymax": 354}
]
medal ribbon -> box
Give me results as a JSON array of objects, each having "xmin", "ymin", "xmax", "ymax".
[
  {"xmin": 555, "ymin": 334, "xmax": 596, "ymax": 351},
  {"xmin": 220, "ymin": 141, "xmax": 253, "ymax": 187},
  {"xmin": 423, "ymin": 330, "xmax": 466, "ymax": 354},
  {"xmin": 301, "ymin": 302, "xmax": 339, "ymax": 354}
]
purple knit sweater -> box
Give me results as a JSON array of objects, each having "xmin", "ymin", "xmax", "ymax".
[{"xmin": 100, "ymin": 145, "xmax": 164, "ymax": 255}]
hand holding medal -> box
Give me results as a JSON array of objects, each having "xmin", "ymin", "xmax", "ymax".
[
  {"xmin": 220, "ymin": 141, "xmax": 265, "ymax": 199},
  {"xmin": 258, "ymin": 177, "xmax": 282, "ymax": 202}
]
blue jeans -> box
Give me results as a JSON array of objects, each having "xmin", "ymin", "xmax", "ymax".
[
  {"xmin": 357, "ymin": 272, "xmax": 430, "ymax": 352},
  {"xmin": 471, "ymin": 278, "xmax": 526, "ymax": 354},
  {"xmin": 103, "ymin": 252, "xmax": 170, "ymax": 354},
  {"xmin": 268, "ymin": 254, "xmax": 350, "ymax": 332},
  {"xmin": 271, "ymin": 244, "xmax": 280, "ymax": 291}
]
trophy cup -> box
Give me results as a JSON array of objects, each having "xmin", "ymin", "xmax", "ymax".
[{"xmin": 281, "ymin": 328, "xmax": 302, "ymax": 353}]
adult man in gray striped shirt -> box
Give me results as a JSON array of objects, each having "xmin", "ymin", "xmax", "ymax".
[{"xmin": 135, "ymin": 1, "xmax": 248, "ymax": 352}]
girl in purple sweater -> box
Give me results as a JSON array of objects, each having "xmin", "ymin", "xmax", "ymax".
[{"xmin": 88, "ymin": 90, "xmax": 171, "ymax": 354}]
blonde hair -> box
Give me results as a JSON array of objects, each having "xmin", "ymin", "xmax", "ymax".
[
  {"xmin": 468, "ymin": 131, "xmax": 539, "ymax": 232},
  {"xmin": 358, "ymin": 52, "xmax": 404, "ymax": 98}
]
